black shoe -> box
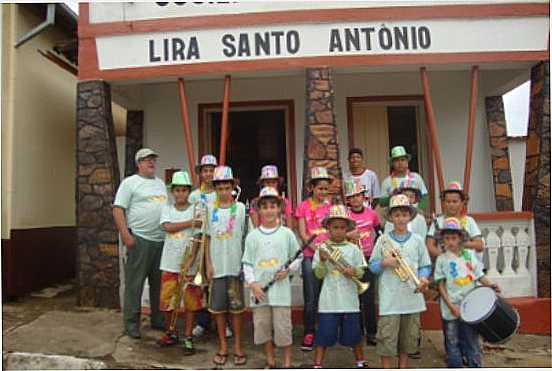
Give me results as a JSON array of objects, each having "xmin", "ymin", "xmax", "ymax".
[
  {"xmin": 408, "ymin": 351, "xmax": 421, "ymax": 359},
  {"xmin": 366, "ymin": 335, "xmax": 377, "ymax": 346},
  {"xmin": 125, "ymin": 324, "xmax": 141, "ymax": 339}
]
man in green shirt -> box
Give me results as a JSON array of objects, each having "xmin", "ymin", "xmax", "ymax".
[{"xmin": 113, "ymin": 148, "xmax": 168, "ymax": 339}]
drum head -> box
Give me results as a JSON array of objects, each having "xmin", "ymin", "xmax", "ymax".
[{"xmin": 460, "ymin": 286, "xmax": 497, "ymax": 324}]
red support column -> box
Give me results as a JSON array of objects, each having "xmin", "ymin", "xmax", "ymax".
[
  {"xmin": 420, "ymin": 67, "xmax": 445, "ymax": 193},
  {"xmin": 463, "ymin": 66, "xmax": 479, "ymax": 195},
  {"xmin": 177, "ymin": 78, "xmax": 197, "ymax": 185},
  {"xmin": 219, "ymin": 75, "xmax": 232, "ymax": 165}
]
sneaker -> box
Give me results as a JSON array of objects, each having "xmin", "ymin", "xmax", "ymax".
[
  {"xmin": 182, "ymin": 337, "xmax": 196, "ymax": 356},
  {"xmin": 225, "ymin": 325, "xmax": 233, "ymax": 338},
  {"xmin": 313, "ymin": 363, "xmax": 322, "ymax": 369},
  {"xmin": 192, "ymin": 325, "xmax": 205, "ymax": 338},
  {"xmin": 157, "ymin": 332, "xmax": 178, "ymax": 347},
  {"xmin": 301, "ymin": 334, "xmax": 315, "ymax": 351},
  {"xmin": 355, "ymin": 360, "xmax": 370, "ymax": 368}
]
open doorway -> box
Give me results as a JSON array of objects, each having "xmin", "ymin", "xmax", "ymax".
[{"xmin": 198, "ymin": 101, "xmax": 296, "ymax": 206}]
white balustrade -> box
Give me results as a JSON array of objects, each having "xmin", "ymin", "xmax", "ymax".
[{"xmin": 478, "ymin": 215, "xmax": 537, "ymax": 298}]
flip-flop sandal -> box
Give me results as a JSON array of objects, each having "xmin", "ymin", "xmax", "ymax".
[
  {"xmin": 213, "ymin": 352, "xmax": 228, "ymax": 366},
  {"xmin": 233, "ymin": 353, "xmax": 247, "ymax": 366}
]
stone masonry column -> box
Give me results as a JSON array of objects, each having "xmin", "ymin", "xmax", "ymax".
[
  {"xmin": 523, "ymin": 61, "xmax": 550, "ymax": 297},
  {"xmin": 124, "ymin": 111, "xmax": 144, "ymax": 177},
  {"xmin": 484, "ymin": 96, "xmax": 514, "ymax": 211},
  {"xmin": 303, "ymin": 67, "xmax": 343, "ymax": 201},
  {"xmin": 76, "ymin": 81, "xmax": 121, "ymax": 308}
]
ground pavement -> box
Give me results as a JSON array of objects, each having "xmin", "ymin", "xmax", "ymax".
[{"xmin": 3, "ymin": 282, "xmax": 551, "ymax": 369}]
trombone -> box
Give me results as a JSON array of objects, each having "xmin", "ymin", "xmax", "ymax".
[
  {"xmin": 190, "ymin": 201, "xmax": 209, "ymax": 287},
  {"xmin": 317, "ymin": 241, "xmax": 369, "ymax": 294}
]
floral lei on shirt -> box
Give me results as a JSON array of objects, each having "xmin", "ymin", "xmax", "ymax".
[
  {"xmin": 390, "ymin": 170, "xmax": 414, "ymax": 192},
  {"xmin": 449, "ymin": 248, "xmax": 476, "ymax": 286},
  {"xmin": 211, "ymin": 200, "xmax": 237, "ymax": 240}
]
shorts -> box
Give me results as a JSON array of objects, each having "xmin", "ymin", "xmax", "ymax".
[
  {"xmin": 376, "ymin": 313, "xmax": 421, "ymax": 357},
  {"xmin": 159, "ymin": 271, "xmax": 204, "ymax": 313},
  {"xmin": 314, "ymin": 312, "xmax": 362, "ymax": 347},
  {"xmin": 208, "ymin": 276, "xmax": 245, "ymax": 314},
  {"xmin": 253, "ymin": 306, "xmax": 292, "ymax": 347}
]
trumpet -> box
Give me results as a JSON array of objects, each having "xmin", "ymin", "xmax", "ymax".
[
  {"xmin": 317, "ymin": 242, "xmax": 369, "ymax": 294},
  {"xmin": 379, "ymin": 233, "xmax": 422, "ymax": 292}
]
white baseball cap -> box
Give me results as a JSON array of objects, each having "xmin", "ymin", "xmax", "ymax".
[{"xmin": 135, "ymin": 148, "xmax": 158, "ymax": 162}]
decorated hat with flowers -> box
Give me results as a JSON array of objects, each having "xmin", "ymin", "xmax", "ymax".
[
  {"xmin": 344, "ymin": 180, "xmax": 365, "ymax": 198},
  {"xmin": 195, "ymin": 154, "xmax": 218, "ymax": 173},
  {"xmin": 322, "ymin": 204, "xmax": 356, "ymax": 231},
  {"xmin": 212, "ymin": 165, "xmax": 235, "ymax": 184}
]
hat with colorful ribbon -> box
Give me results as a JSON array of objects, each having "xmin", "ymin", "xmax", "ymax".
[
  {"xmin": 257, "ymin": 165, "xmax": 284, "ymax": 186},
  {"xmin": 344, "ymin": 180, "xmax": 365, "ymax": 198},
  {"xmin": 169, "ymin": 170, "xmax": 192, "ymax": 188},
  {"xmin": 385, "ymin": 193, "xmax": 417, "ymax": 221},
  {"xmin": 308, "ymin": 166, "xmax": 332, "ymax": 184},
  {"xmin": 391, "ymin": 177, "xmax": 422, "ymax": 198},
  {"xmin": 212, "ymin": 165, "xmax": 235, "ymax": 184},
  {"xmin": 322, "ymin": 204, "xmax": 356, "ymax": 231},
  {"xmin": 389, "ymin": 145, "xmax": 412, "ymax": 162},
  {"xmin": 438, "ymin": 217, "xmax": 469, "ymax": 240},
  {"xmin": 440, "ymin": 181, "xmax": 467, "ymax": 200},
  {"xmin": 195, "ymin": 154, "xmax": 218, "ymax": 173}
]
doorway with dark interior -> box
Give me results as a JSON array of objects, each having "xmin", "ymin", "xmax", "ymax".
[{"xmin": 199, "ymin": 103, "xmax": 296, "ymax": 206}]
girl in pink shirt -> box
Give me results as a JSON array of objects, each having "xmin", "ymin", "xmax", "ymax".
[
  {"xmin": 295, "ymin": 167, "xmax": 332, "ymax": 351},
  {"xmin": 344, "ymin": 180, "xmax": 382, "ymax": 346}
]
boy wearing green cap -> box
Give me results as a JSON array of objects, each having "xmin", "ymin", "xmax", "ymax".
[
  {"xmin": 157, "ymin": 171, "xmax": 204, "ymax": 354},
  {"xmin": 379, "ymin": 146, "xmax": 429, "ymax": 211}
]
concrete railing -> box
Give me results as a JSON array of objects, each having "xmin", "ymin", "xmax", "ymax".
[{"xmin": 474, "ymin": 212, "xmax": 537, "ymax": 298}]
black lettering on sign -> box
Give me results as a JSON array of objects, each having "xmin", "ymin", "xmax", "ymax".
[
  {"xmin": 148, "ymin": 37, "xmax": 201, "ymax": 62},
  {"xmin": 255, "ymin": 32, "xmax": 270, "ymax": 56},
  {"xmin": 378, "ymin": 26, "xmax": 393, "ymax": 50},
  {"xmin": 345, "ymin": 28, "xmax": 360, "ymax": 51},
  {"xmin": 394, "ymin": 26, "xmax": 408, "ymax": 50},
  {"xmin": 411, "ymin": 26, "xmax": 418, "ymax": 49},
  {"xmin": 329, "ymin": 29, "xmax": 343, "ymax": 52},
  {"xmin": 271, "ymin": 31, "xmax": 284, "ymax": 55},
  {"xmin": 287, "ymin": 30, "xmax": 300, "ymax": 54},
  {"xmin": 418, "ymin": 26, "xmax": 431, "ymax": 49},
  {"xmin": 222, "ymin": 34, "xmax": 236, "ymax": 57},
  {"xmin": 360, "ymin": 27, "xmax": 375, "ymax": 50},
  {"xmin": 238, "ymin": 33, "xmax": 251, "ymax": 57}
]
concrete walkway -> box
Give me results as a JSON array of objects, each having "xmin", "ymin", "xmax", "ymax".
[{"xmin": 3, "ymin": 284, "xmax": 551, "ymax": 369}]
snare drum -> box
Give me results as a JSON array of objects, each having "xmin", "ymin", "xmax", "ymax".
[{"xmin": 460, "ymin": 286, "xmax": 520, "ymax": 344}]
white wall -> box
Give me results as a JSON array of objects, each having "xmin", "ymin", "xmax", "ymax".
[
  {"xmin": 509, "ymin": 139, "xmax": 527, "ymax": 211},
  {"xmin": 141, "ymin": 68, "xmax": 528, "ymax": 213}
]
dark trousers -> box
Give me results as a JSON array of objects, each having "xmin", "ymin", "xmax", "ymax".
[
  {"xmin": 123, "ymin": 235, "xmax": 164, "ymax": 330},
  {"xmin": 302, "ymin": 257, "xmax": 321, "ymax": 335},
  {"xmin": 359, "ymin": 267, "xmax": 378, "ymax": 337}
]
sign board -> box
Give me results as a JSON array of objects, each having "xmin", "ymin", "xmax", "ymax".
[
  {"xmin": 95, "ymin": 17, "xmax": 549, "ymax": 70},
  {"xmin": 89, "ymin": 1, "xmax": 549, "ymax": 23}
]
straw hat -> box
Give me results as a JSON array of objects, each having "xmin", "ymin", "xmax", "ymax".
[
  {"xmin": 384, "ymin": 194, "xmax": 417, "ymax": 221},
  {"xmin": 322, "ymin": 204, "xmax": 356, "ymax": 231}
]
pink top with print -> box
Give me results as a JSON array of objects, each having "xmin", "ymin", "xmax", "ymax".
[
  {"xmin": 295, "ymin": 198, "xmax": 331, "ymax": 257},
  {"xmin": 348, "ymin": 207, "xmax": 381, "ymax": 257}
]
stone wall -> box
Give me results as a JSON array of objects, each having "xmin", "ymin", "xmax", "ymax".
[
  {"xmin": 124, "ymin": 111, "xmax": 144, "ymax": 177},
  {"xmin": 484, "ymin": 96, "xmax": 514, "ymax": 211},
  {"xmin": 76, "ymin": 81, "xmax": 121, "ymax": 308},
  {"xmin": 523, "ymin": 61, "xmax": 550, "ymax": 297},
  {"xmin": 302, "ymin": 67, "xmax": 343, "ymax": 202}
]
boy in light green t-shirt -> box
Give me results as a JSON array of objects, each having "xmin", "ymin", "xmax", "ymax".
[
  {"xmin": 369, "ymin": 194, "xmax": 431, "ymax": 369},
  {"xmin": 205, "ymin": 166, "xmax": 247, "ymax": 367},
  {"xmin": 243, "ymin": 187, "xmax": 300, "ymax": 369},
  {"xmin": 312, "ymin": 205, "xmax": 369, "ymax": 369}
]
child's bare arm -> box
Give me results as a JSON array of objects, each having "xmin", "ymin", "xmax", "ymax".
[
  {"xmin": 463, "ymin": 237, "xmax": 484, "ymax": 252},
  {"xmin": 426, "ymin": 237, "xmax": 442, "ymax": 257},
  {"xmin": 438, "ymin": 279, "xmax": 460, "ymax": 318},
  {"xmin": 162, "ymin": 219, "xmax": 199, "ymax": 233},
  {"xmin": 298, "ymin": 218, "xmax": 310, "ymax": 243},
  {"xmin": 478, "ymin": 276, "xmax": 500, "ymax": 292}
]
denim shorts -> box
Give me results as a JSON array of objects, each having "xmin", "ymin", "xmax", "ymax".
[{"xmin": 314, "ymin": 312, "xmax": 362, "ymax": 347}]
